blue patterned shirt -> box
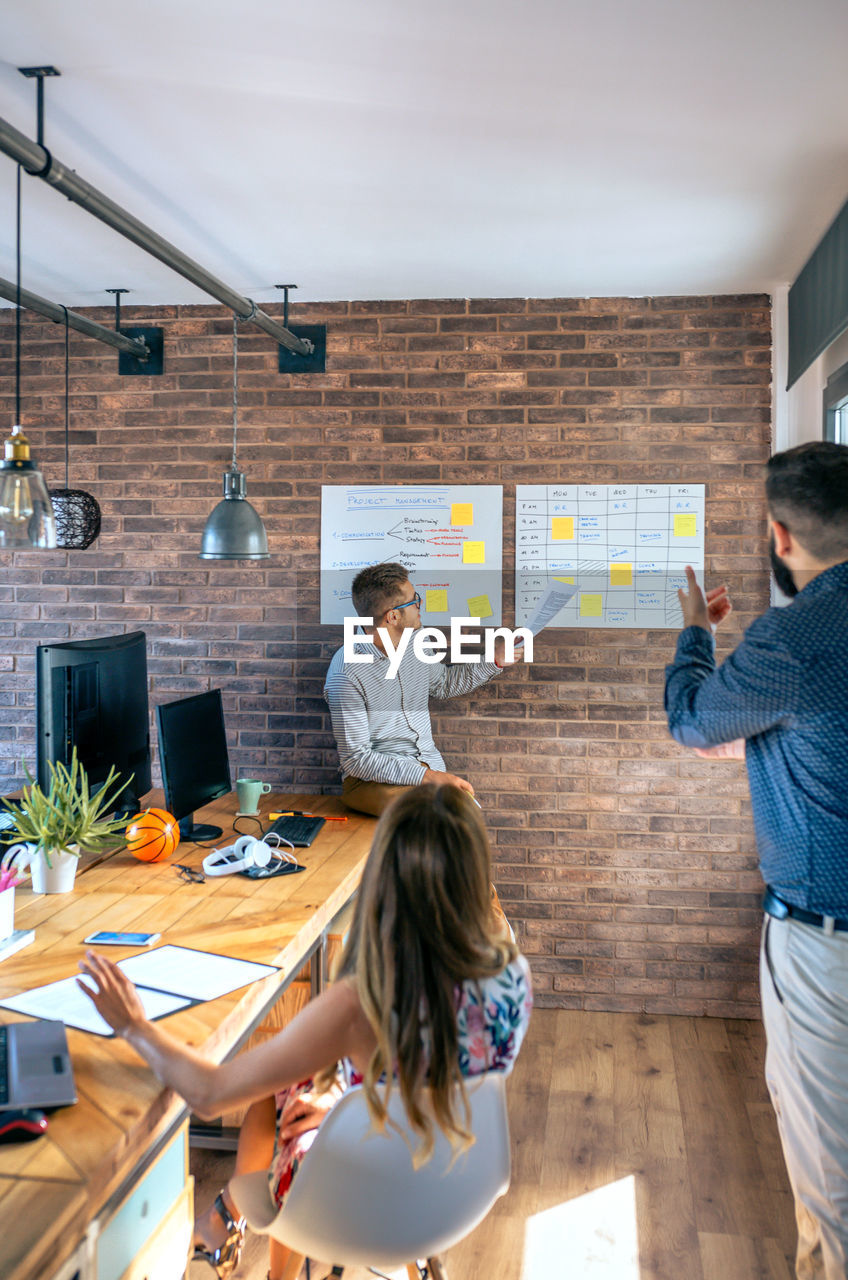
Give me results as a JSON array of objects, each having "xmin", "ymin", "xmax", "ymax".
[{"xmin": 664, "ymin": 561, "xmax": 848, "ymax": 915}]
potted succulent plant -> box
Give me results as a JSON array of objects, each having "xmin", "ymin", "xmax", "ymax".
[{"xmin": 2, "ymin": 749, "xmax": 132, "ymax": 894}]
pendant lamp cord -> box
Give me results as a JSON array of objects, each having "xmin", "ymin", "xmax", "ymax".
[
  {"xmin": 231, "ymin": 313, "xmax": 239, "ymax": 471},
  {"xmin": 15, "ymin": 165, "xmax": 21, "ymax": 424},
  {"xmin": 61, "ymin": 304, "xmax": 70, "ymax": 487}
]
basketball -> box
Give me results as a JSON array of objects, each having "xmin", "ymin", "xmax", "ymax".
[{"xmin": 125, "ymin": 808, "xmax": 179, "ymax": 863}]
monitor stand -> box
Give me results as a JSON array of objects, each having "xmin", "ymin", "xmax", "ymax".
[
  {"xmin": 178, "ymin": 815, "xmax": 223, "ymax": 842},
  {"xmin": 114, "ymin": 807, "xmax": 137, "ymax": 823}
]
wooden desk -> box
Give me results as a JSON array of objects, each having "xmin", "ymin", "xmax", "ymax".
[{"xmin": 0, "ymin": 792, "xmax": 373, "ymax": 1280}]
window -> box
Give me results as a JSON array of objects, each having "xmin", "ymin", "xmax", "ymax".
[{"xmin": 823, "ymin": 362, "xmax": 848, "ymax": 443}]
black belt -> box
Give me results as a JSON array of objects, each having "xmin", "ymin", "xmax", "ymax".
[{"xmin": 763, "ymin": 886, "xmax": 848, "ymax": 933}]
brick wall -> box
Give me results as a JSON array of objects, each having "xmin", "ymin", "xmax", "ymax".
[{"xmin": 0, "ymin": 294, "xmax": 772, "ymax": 1014}]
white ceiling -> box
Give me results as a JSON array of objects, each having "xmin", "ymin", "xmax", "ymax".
[{"xmin": 1, "ymin": 0, "xmax": 847, "ymax": 307}]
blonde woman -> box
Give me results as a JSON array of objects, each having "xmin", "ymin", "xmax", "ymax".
[{"xmin": 79, "ymin": 784, "xmax": 532, "ymax": 1280}]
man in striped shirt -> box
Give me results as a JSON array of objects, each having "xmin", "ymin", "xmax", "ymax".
[{"xmin": 324, "ymin": 562, "xmax": 514, "ymax": 816}]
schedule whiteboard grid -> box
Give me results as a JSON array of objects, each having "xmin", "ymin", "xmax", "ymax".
[
  {"xmin": 321, "ymin": 485, "xmax": 503, "ymax": 625},
  {"xmin": 515, "ymin": 483, "xmax": 705, "ymax": 629}
]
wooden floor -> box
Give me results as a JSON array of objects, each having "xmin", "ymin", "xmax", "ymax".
[{"xmin": 191, "ymin": 1009, "xmax": 796, "ymax": 1280}]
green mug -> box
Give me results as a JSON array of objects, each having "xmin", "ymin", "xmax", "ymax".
[{"xmin": 236, "ymin": 777, "xmax": 272, "ymax": 814}]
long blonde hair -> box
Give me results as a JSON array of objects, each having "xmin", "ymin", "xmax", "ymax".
[{"xmin": 317, "ymin": 783, "xmax": 517, "ymax": 1163}]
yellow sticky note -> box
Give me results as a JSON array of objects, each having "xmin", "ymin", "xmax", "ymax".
[
  {"xmin": 610, "ymin": 563, "xmax": 633, "ymax": 586},
  {"xmin": 674, "ymin": 514, "xmax": 697, "ymax": 537},
  {"xmin": 462, "ymin": 541, "xmax": 485, "ymax": 564},
  {"xmin": 425, "ymin": 589, "xmax": 449, "ymax": 613},
  {"xmin": 552, "ymin": 517, "xmax": 574, "ymax": 540},
  {"xmin": 580, "ymin": 594, "xmax": 603, "ymax": 617},
  {"xmin": 554, "ymin": 576, "xmax": 575, "ymax": 584},
  {"xmin": 467, "ymin": 594, "xmax": 493, "ymax": 620},
  {"xmin": 451, "ymin": 503, "xmax": 474, "ymax": 526}
]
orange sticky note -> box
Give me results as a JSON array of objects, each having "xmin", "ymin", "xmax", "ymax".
[
  {"xmin": 552, "ymin": 517, "xmax": 574, "ymax": 540},
  {"xmin": 451, "ymin": 503, "xmax": 474, "ymax": 525}
]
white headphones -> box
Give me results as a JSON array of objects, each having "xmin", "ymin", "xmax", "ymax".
[
  {"xmin": 202, "ymin": 834, "xmax": 295, "ymax": 878},
  {"xmin": 2, "ymin": 842, "xmax": 36, "ymax": 873}
]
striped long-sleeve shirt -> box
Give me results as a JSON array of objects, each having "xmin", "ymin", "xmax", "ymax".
[{"xmin": 324, "ymin": 639, "xmax": 500, "ymax": 786}]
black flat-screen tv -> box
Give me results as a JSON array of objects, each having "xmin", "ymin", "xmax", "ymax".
[
  {"xmin": 155, "ymin": 689, "xmax": 231, "ymax": 841},
  {"xmin": 35, "ymin": 631, "xmax": 152, "ymax": 816}
]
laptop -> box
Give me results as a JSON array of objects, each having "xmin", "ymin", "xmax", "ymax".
[{"xmin": 0, "ymin": 1020, "xmax": 77, "ymax": 1110}]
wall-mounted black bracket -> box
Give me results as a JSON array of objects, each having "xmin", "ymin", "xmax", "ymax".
[
  {"xmin": 275, "ymin": 283, "xmax": 326, "ymax": 373},
  {"xmin": 278, "ymin": 324, "xmax": 326, "ymax": 373},
  {"xmin": 106, "ymin": 289, "xmax": 163, "ymax": 375},
  {"xmin": 119, "ymin": 326, "xmax": 164, "ymax": 375}
]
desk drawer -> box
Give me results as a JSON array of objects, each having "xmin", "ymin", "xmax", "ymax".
[
  {"xmin": 96, "ymin": 1125, "xmax": 188, "ymax": 1280},
  {"xmin": 118, "ymin": 1178, "xmax": 193, "ymax": 1280}
]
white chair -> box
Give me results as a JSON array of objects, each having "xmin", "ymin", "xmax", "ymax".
[{"xmin": 229, "ymin": 1072, "xmax": 512, "ymax": 1280}]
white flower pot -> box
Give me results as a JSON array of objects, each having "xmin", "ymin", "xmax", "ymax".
[
  {"xmin": 30, "ymin": 847, "xmax": 80, "ymax": 894},
  {"xmin": 0, "ymin": 885, "xmax": 14, "ymax": 940}
]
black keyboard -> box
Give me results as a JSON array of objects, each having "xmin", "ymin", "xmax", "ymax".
[
  {"xmin": 267, "ymin": 815, "xmax": 326, "ymax": 848},
  {"xmin": 0, "ymin": 1027, "xmax": 8, "ymax": 1106}
]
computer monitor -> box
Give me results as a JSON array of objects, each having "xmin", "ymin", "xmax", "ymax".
[
  {"xmin": 155, "ymin": 689, "xmax": 231, "ymax": 841},
  {"xmin": 36, "ymin": 631, "xmax": 152, "ymax": 817}
]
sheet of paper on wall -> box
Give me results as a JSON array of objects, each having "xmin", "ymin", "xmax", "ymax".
[
  {"xmin": 522, "ymin": 582, "xmax": 579, "ymax": 636},
  {"xmin": 320, "ymin": 484, "xmax": 503, "ymax": 625},
  {"xmin": 515, "ymin": 483, "xmax": 705, "ymax": 629}
]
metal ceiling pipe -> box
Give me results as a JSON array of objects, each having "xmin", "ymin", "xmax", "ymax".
[
  {"xmin": 0, "ymin": 115, "xmax": 313, "ymax": 356},
  {"xmin": 0, "ymin": 274, "xmax": 150, "ymax": 358}
]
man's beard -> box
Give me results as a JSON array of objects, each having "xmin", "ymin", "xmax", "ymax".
[{"xmin": 769, "ymin": 533, "xmax": 798, "ymax": 598}]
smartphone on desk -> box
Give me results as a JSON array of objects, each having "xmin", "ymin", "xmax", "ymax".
[{"xmin": 83, "ymin": 930, "xmax": 160, "ymax": 947}]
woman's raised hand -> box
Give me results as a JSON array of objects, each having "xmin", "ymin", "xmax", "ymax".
[{"xmin": 77, "ymin": 950, "xmax": 147, "ymax": 1036}]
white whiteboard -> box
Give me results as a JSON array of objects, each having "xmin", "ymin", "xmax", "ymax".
[
  {"xmin": 321, "ymin": 485, "xmax": 503, "ymax": 624},
  {"xmin": 515, "ymin": 483, "xmax": 705, "ymax": 629}
]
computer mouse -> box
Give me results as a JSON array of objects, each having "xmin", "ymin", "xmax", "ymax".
[{"xmin": 0, "ymin": 1108, "xmax": 47, "ymax": 1143}]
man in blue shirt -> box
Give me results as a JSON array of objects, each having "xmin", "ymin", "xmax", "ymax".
[{"xmin": 665, "ymin": 441, "xmax": 848, "ymax": 1280}]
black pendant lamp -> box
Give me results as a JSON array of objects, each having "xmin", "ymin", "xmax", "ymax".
[
  {"xmin": 199, "ymin": 314, "xmax": 269, "ymax": 560},
  {"xmin": 0, "ymin": 165, "xmax": 56, "ymax": 550},
  {"xmin": 48, "ymin": 307, "xmax": 101, "ymax": 549}
]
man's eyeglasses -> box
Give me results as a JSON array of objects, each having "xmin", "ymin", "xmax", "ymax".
[
  {"xmin": 175, "ymin": 863, "xmax": 205, "ymax": 884},
  {"xmin": 388, "ymin": 591, "xmax": 421, "ymax": 615}
]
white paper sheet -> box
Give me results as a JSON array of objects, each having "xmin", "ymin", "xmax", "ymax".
[
  {"xmin": 522, "ymin": 582, "xmax": 579, "ymax": 636},
  {"xmin": 320, "ymin": 483, "xmax": 504, "ymax": 625},
  {"xmin": 515, "ymin": 483, "xmax": 705, "ymax": 630},
  {"xmin": 0, "ymin": 975, "xmax": 192, "ymax": 1037},
  {"xmin": 118, "ymin": 944, "xmax": 279, "ymax": 1002}
]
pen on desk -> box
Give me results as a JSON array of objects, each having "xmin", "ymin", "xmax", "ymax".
[{"xmin": 269, "ymin": 811, "xmax": 348, "ymax": 822}]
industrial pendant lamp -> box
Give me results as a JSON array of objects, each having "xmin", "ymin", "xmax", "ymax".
[
  {"xmin": 0, "ymin": 165, "xmax": 56, "ymax": 550},
  {"xmin": 48, "ymin": 307, "xmax": 101, "ymax": 549},
  {"xmin": 199, "ymin": 314, "xmax": 269, "ymax": 560}
]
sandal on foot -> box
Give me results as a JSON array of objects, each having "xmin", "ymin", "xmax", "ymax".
[{"xmin": 192, "ymin": 1191, "xmax": 246, "ymax": 1279}]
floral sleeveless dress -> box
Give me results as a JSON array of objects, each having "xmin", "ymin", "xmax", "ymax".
[{"xmin": 268, "ymin": 954, "xmax": 532, "ymax": 1207}]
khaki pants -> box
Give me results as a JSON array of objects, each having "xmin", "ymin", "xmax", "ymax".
[
  {"xmin": 761, "ymin": 914, "xmax": 848, "ymax": 1279},
  {"xmin": 341, "ymin": 775, "xmax": 414, "ymax": 817}
]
